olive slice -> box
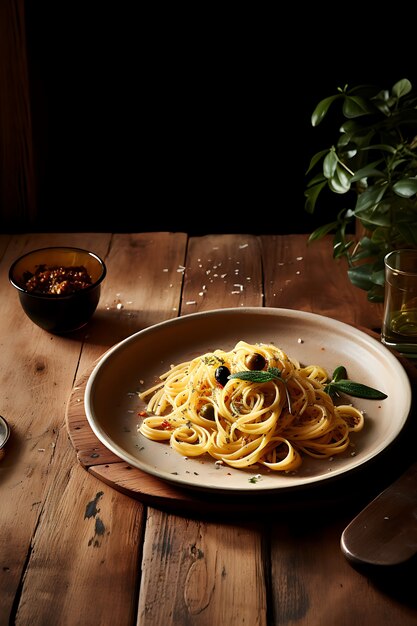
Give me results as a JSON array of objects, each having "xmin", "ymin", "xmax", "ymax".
[{"xmin": 245, "ymin": 353, "xmax": 267, "ymax": 371}]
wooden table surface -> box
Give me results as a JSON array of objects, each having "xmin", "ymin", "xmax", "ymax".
[{"xmin": 2, "ymin": 231, "xmax": 417, "ymax": 626}]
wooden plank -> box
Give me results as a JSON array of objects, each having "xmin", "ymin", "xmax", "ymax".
[
  {"xmin": 138, "ymin": 509, "xmax": 267, "ymax": 626},
  {"xmin": 260, "ymin": 234, "xmax": 384, "ymax": 332},
  {"xmin": 269, "ymin": 514, "xmax": 417, "ymax": 626},
  {"xmin": 181, "ymin": 233, "xmax": 263, "ymax": 312},
  {"xmin": 15, "ymin": 428, "xmax": 144, "ymax": 626},
  {"xmin": 77, "ymin": 232, "xmax": 188, "ymax": 370}
]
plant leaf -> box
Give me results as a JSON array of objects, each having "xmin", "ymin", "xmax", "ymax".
[
  {"xmin": 349, "ymin": 159, "xmax": 385, "ymax": 183},
  {"xmin": 371, "ymin": 267, "xmax": 385, "ymax": 286},
  {"xmin": 367, "ymin": 284, "xmax": 385, "ymax": 302},
  {"xmin": 305, "ymin": 150, "xmax": 329, "ymax": 174},
  {"xmin": 347, "ymin": 263, "xmax": 375, "ymax": 290},
  {"xmin": 354, "ymin": 184, "xmax": 388, "ymax": 213},
  {"xmin": 332, "ymin": 366, "xmax": 347, "ymax": 382},
  {"xmin": 343, "ymin": 95, "xmax": 375, "ymax": 118},
  {"xmin": 304, "ymin": 180, "xmax": 327, "ymax": 214},
  {"xmin": 396, "ymin": 222, "xmax": 417, "ymax": 247},
  {"xmin": 308, "ymin": 221, "xmax": 339, "ymax": 241},
  {"xmin": 392, "ymin": 178, "xmax": 417, "ymax": 198},
  {"xmin": 325, "ymin": 366, "xmax": 387, "ymax": 400},
  {"xmin": 392, "ymin": 78, "xmax": 412, "ymax": 98},
  {"xmin": 311, "ymin": 95, "xmax": 341, "ymax": 127},
  {"xmin": 323, "ymin": 149, "xmax": 338, "ymax": 179},
  {"xmin": 328, "ymin": 173, "xmax": 351, "ymax": 194},
  {"xmin": 328, "ymin": 379, "xmax": 387, "ymax": 400},
  {"xmin": 228, "ymin": 369, "xmax": 277, "ymax": 383}
]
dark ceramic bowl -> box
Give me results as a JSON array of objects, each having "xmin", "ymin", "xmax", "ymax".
[{"xmin": 9, "ymin": 246, "xmax": 107, "ymax": 333}]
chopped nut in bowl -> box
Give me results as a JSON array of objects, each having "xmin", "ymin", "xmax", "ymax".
[{"xmin": 9, "ymin": 246, "xmax": 107, "ymax": 333}]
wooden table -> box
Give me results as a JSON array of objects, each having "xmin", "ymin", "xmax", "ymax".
[{"xmin": 2, "ymin": 232, "xmax": 417, "ymax": 626}]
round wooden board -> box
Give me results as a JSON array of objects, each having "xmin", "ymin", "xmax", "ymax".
[{"xmin": 65, "ymin": 336, "xmax": 417, "ymax": 518}]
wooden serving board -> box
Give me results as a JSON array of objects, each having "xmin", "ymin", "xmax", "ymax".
[{"xmin": 65, "ymin": 343, "xmax": 417, "ymax": 518}]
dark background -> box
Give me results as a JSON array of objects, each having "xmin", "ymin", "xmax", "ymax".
[{"xmin": 15, "ymin": 5, "xmax": 417, "ymax": 235}]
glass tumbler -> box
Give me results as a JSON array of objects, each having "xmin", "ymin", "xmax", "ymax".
[{"xmin": 381, "ymin": 249, "xmax": 417, "ymax": 357}]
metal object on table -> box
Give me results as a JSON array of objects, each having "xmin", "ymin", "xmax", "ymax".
[
  {"xmin": 0, "ymin": 415, "xmax": 10, "ymax": 458},
  {"xmin": 341, "ymin": 461, "xmax": 417, "ymax": 566}
]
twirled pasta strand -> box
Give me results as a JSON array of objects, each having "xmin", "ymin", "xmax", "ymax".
[{"xmin": 137, "ymin": 341, "xmax": 364, "ymax": 472}]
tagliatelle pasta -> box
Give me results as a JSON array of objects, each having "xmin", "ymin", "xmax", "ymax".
[{"xmin": 137, "ymin": 340, "xmax": 365, "ymax": 472}]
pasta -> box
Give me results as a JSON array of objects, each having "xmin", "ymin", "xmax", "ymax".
[{"xmin": 137, "ymin": 340, "xmax": 365, "ymax": 472}]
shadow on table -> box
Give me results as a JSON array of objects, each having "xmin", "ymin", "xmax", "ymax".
[{"xmin": 348, "ymin": 555, "xmax": 417, "ymax": 609}]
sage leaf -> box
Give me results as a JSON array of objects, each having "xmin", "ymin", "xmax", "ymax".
[
  {"xmin": 332, "ymin": 366, "xmax": 347, "ymax": 382},
  {"xmin": 324, "ymin": 365, "xmax": 387, "ymax": 400},
  {"xmin": 228, "ymin": 369, "xmax": 278, "ymax": 383},
  {"xmin": 327, "ymin": 379, "xmax": 387, "ymax": 400}
]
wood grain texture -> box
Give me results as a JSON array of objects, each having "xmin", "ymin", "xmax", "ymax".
[
  {"xmin": 0, "ymin": 0, "xmax": 36, "ymax": 226},
  {"xmin": 15, "ymin": 429, "xmax": 144, "ymax": 626},
  {"xmin": 270, "ymin": 514, "xmax": 417, "ymax": 626},
  {"xmin": 182, "ymin": 233, "xmax": 263, "ymax": 312},
  {"xmin": 260, "ymin": 234, "xmax": 384, "ymax": 331},
  {"xmin": 137, "ymin": 509, "xmax": 267, "ymax": 626}
]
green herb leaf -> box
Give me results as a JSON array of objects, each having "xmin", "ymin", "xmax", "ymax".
[
  {"xmin": 331, "ymin": 365, "xmax": 347, "ymax": 382},
  {"xmin": 324, "ymin": 366, "xmax": 387, "ymax": 400},
  {"xmin": 326, "ymin": 379, "xmax": 387, "ymax": 400},
  {"xmin": 228, "ymin": 367, "xmax": 281, "ymax": 384}
]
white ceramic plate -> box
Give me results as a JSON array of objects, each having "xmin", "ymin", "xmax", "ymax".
[{"xmin": 84, "ymin": 307, "xmax": 412, "ymax": 493}]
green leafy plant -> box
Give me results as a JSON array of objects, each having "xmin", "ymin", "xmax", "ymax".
[{"xmin": 305, "ymin": 78, "xmax": 417, "ymax": 302}]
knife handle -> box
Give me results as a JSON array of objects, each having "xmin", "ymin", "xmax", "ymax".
[{"xmin": 340, "ymin": 462, "xmax": 417, "ymax": 566}]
